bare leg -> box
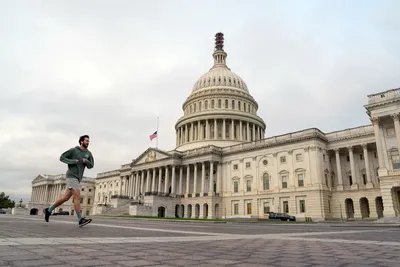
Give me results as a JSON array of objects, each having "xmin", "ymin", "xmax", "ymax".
[
  {"xmin": 45, "ymin": 189, "xmax": 72, "ymax": 222},
  {"xmin": 52, "ymin": 189, "xmax": 73, "ymax": 209},
  {"xmin": 72, "ymin": 189, "xmax": 81, "ymax": 219}
]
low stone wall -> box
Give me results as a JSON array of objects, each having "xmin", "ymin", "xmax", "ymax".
[
  {"xmin": 129, "ymin": 204, "xmax": 153, "ymax": 216},
  {"xmin": 12, "ymin": 208, "xmax": 27, "ymax": 215}
]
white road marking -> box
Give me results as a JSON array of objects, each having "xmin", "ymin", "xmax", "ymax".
[
  {"xmin": 278, "ymin": 236, "xmax": 400, "ymax": 246},
  {"xmin": 0, "ymin": 229, "xmax": 398, "ymax": 246},
  {"xmin": 3, "ymin": 216, "xmax": 233, "ymax": 236}
]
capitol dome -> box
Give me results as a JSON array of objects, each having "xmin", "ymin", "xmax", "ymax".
[{"xmin": 175, "ymin": 33, "xmax": 266, "ymax": 151}]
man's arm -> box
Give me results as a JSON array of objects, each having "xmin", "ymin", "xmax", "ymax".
[
  {"xmin": 59, "ymin": 148, "xmax": 78, "ymax": 165},
  {"xmin": 85, "ymin": 153, "xmax": 94, "ymax": 169}
]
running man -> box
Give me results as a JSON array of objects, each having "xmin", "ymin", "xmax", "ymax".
[{"xmin": 44, "ymin": 135, "xmax": 94, "ymax": 227}]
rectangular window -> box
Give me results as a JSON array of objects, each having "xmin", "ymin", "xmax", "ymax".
[
  {"xmin": 245, "ymin": 162, "xmax": 251, "ymax": 168},
  {"xmin": 363, "ymin": 174, "xmax": 367, "ymax": 185},
  {"xmin": 295, "ymin": 153, "xmax": 303, "ymax": 161},
  {"xmin": 328, "ymin": 199, "xmax": 331, "ymax": 213},
  {"xmin": 234, "ymin": 181, "xmax": 239, "ymax": 193},
  {"xmin": 349, "ymin": 175, "xmax": 353, "ymax": 186},
  {"xmin": 283, "ymin": 201, "xmax": 289, "ymax": 213},
  {"xmin": 246, "ymin": 180, "xmax": 251, "ymax": 192},
  {"xmin": 298, "ymin": 174, "xmax": 304, "ymax": 187},
  {"xmin": 246, "ymin": 202, "xmax": 252, "ymax": 214},
  {"xmin": 263, "ymin": 202, "xmax": 270, "ymax": 214},
  {"xmin": 392, "ymin": 155, "xmax": 400, "ymax": 170},
  {"xmin": 234, "ymin": 203, "xmax": 239, "ymax": 215},
  {"xmin": 282, "ymin": 175, "xmax": 287, "ymax": 188},
  {"xmin": 280, "ymin": 156, "xmax": 286, "ymax": 163},
  {"xmin": 233, "ymin": 164, "xmax": 238, "ymax": 170},
  {"xmin": 299, "ymin": 200, "xmax": 305, "ymax": 213},
  {"xmin": 87, "ymin": 198, "xmax": 91, "ymax": 205}
]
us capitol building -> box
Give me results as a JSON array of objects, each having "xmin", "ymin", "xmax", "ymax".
[{"xmin": 28, "ymin": 33, "xmax": 400, "ymax": 222}]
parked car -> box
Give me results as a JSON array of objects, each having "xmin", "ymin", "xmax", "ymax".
[
  {"xmin": 52, "ymin": 211, "xmax": 69, "ymax": 215},
  {"xmin": 268, "ymin": 212, "xmax": 296, "ymax": 221},
  {"xmin": 0, "ymin": 209, "xmax": 6, "ymax": 214}
]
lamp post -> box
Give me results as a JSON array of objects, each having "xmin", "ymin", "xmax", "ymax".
[{"xmin": 19, "ymin": 199, "xmax": 23, "ymax": 208}]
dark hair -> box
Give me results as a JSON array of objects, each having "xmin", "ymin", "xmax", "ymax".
[{"xmin": 79, "ymin": 135, "xmax": 90, "ymax": 144}]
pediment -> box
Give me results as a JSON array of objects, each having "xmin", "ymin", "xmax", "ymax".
[
  {"xmin": 32, "ymin": 174, "xmax": 46, "ymax": 184},
  {"xmin": 132, "ymin": 148, "xmax": 172, "ymax": 165}
]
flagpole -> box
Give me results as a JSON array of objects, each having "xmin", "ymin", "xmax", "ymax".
[{"xmin": 156, "ymin": 117, "xmax": 159, "ymax": 149}]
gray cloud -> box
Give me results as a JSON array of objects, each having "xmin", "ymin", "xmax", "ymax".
[{"xmin": 1, "ymin": 0, "xmax": 399, "ymax": 201}]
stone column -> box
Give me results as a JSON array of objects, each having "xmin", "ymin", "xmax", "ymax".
[
  {"xmin": 140, "ymin": 172, "xmax": 145, "ymax": 195},
  {"xmin": 198, "ymin": 121, "xmax": 201, "ymax": 140},
  {"xmin": 334, "ymin": 148, "xmax": 343, "ymax": 190},
  {"xmin": 247, "ymin": 122, "xmax": 250, "ymax": 141},
  {"xmin": 391, "ymin": 113, "xmax": 400, "ymax": 150},
  {"xmin": 131, "ymin": 174, "xmax": 135, "ymax": 197},
  {"xmin": 252, "ymin": 124, "xmax": 255, "ymax": 141},
  {"xmin": 179, "ymin": 166, "xmax": 183, "ymax": 195},
  {"xmin": 164, "ymin": 166, "xmax": 170, "ymax": 193},
  {"xmin": 214, "ymin": 119, "xmax": 217, "ymax": 139},
  {"xmin": 158, "ymin": 167, "xmax": 163, "ymax": 194},
  {"xmin": 152, "ymin": 169, "xmax": 156, "ymax": 192},
  {"xmin": 201, "ymin": 162, "xmax": 205, "ymax": 195},
  {"xmin": 231, "ymin": 119, "xmax": 235, "ymax": 140},
  {"xmin": 185, "ymin": 124, "xmax": 188, "ymax": 143},
  {"xmin": 348, "ymin": 146, "xmax": 358, "ymax": 189},
  {"xmin": 206, "ymin": 120, "xmax": 209, "ymax": 139},
  {"xmin": 171, "ymin": 165, "xmax": 176, "ymax": 195},
  {"xmin": 239, "ymin": 121, "xmax": 243, "ymax": 140},
  {"xmin": 223, "ymin": 119, "xmax": 226, "ymax": 139},
  {"xmin": 193, "ymin": 163, "xmax": 198, "ymax": 195},
  {"xmin": 217, "ymin": 162, "xmax": 222, "ymax": 194},
  {"xmin": 209, "ymin": 161, "xmax": 214, "ymax": 195},
  {"xmin": 362, "ymin": 144, "xmax": 374, "ymax": 189},
  {"xmin": 135, "ymin": 172, "xmax": 140, "ymax": 198},
  {"xmin": 190, "ymin": 122, "xmax": 193, "ymax": 141},
  {"xmin": 186, "ymin": 165, "xmax": 190, "ymax": 195},
  {"xmin": 146, "ymin": 169, "xmax": 150, "ymax": 193},
  {"xmin": 371, "ymin": 117, "xmax": 387, "ymax": 176}
]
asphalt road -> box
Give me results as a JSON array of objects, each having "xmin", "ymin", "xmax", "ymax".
[{"xmin": 0, "ymin": 214, "xmax": 399, "ymax": 266}]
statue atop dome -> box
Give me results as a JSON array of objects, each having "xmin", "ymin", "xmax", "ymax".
[{"xmin": 215, "ymin": 32, "xmax": 224, "ymax": 51}]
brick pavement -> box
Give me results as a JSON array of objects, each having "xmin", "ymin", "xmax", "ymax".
[{"xmin": 0, "ymin": 215, "xmax": 399, "ymax": 266}]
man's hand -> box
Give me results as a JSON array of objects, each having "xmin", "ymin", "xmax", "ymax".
[
  {"xmin": 75, "ymin": 160, "xmax": 79, "ymax": 164},
  {"xmin": 82, "ymin": 158, "xmax": 86, "ymax": 164}
]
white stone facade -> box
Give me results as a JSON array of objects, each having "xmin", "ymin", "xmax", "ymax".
[
  {"xmin": 27, "ymin": 33, "xmax": 400, "ymax": 222},
  {"xmin": 27, "ymin": 174, "xmax": 95, "ymax": 216}
]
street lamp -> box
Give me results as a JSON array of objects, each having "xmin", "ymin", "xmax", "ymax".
[{"xmin": 19, "ymin": 199, "xmax": 23, "ymax": 208}]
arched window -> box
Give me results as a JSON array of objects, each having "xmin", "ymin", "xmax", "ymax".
[{"xmin": 263, "ymin": 173, "xmax": 270, "ymax": 190}]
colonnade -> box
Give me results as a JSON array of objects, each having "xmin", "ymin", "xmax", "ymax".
[
  {"xmin": 31, "ymin": 184, "xmax": 64, "ymax": 203},
  {"xmin": 333, "ymin": 143, "xmax": 374, "ymax": 190},
  {"xmin": 176, "ymin": 118, "xmax": 264, "ymax": 146},
  {"xmin": 121, "ymin": 161, "xmax": 222, "ymax": 199}
]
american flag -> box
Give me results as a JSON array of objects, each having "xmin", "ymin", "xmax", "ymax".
[{"xmin": 149, "ymin": 131, "xmax": 158, "ymax": 141}]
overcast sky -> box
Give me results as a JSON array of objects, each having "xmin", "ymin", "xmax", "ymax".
[{"xmin": 1, "ymin": 0, "xmax": 399, "ymax": 202}]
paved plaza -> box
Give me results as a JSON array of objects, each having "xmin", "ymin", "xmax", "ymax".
[{"xmin": 0, "ymin": 215, "xmax": 399, "ymax": 266}]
